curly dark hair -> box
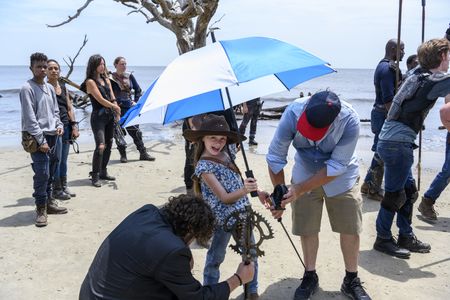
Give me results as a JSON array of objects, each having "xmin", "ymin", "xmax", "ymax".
[
  {"xmin": 30, "ymin": 52, "xmax": 48, "ymax": 67},
  {"xmin": 161, "ymin": 194, "xmax": 215, "ymax": 246}
]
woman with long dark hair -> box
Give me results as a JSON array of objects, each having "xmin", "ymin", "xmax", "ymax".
[
  {"xmin": 47, "ymin": 59, "xmax": 79, "ymax": 198},
  {"xmin": 81, "ymin": 54, "xmax": 120, "ymax": 187}
]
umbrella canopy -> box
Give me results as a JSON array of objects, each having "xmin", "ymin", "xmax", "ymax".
[{"xmin": 121, "ymin": 36, "xmax": 334, "ymax": 127}]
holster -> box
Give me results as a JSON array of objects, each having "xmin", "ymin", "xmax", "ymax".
[{"xmin": 381, "ymin": 190, "xmax": 407, "ymax": 212}]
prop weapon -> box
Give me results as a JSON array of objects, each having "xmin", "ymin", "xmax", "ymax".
[{"xmin": 223, "ymin": 206, "xmax": 274, "ymax": 298}]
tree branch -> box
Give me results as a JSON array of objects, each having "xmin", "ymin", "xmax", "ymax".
[
  {"xmin": 139, "ymin": 0, "xmax": 173, "ymax": 30},
  {"xmin": 47, "ymin": 0, "xmax": 95, "ymax": 28},
  {"xmin": 63, "ymin": 35, "xmax": 88, "ymax": 78}
]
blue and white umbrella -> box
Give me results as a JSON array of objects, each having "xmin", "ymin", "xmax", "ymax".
[{"xmin": 121, "ymin": 36, "xmax": 335, "ymax": 127}]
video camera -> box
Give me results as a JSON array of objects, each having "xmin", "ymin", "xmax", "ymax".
[{"xmin": 270, "ymin": 184, "xmax": 289, "ymax": 210}]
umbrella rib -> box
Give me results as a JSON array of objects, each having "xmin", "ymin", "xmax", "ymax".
[{"xmin": 274, "ymin": 73, "xmax": 290, "ymax": 91}]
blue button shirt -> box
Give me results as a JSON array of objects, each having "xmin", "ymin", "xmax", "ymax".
[{"xmin": 266, "ymin": 98, "xmax": 360, "ymax": 197}]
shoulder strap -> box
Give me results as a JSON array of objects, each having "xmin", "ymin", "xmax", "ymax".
[{"xmin": 199, "ymin": 156, "xmax": 241, "ymax": 176}]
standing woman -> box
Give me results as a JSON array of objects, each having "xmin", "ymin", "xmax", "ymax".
[
  {"xmin": 110, "ymin": 56, "xmax": 154, "ymax": 162},
  {"xmin": 47, "ymin": 59, "xmax": 79, "ymax": 199},
  {"xmin": 81, "ymin": 54, "xmax": 121, "ymax": 187}
]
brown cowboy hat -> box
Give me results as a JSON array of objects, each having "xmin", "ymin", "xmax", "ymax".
[{"xmin": 183, "ymin": 114, "xmax": 246, "ymax": 144}]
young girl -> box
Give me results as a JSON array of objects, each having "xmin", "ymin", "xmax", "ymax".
[{"xmin": 183, "ymin": 114, "xmax": 266, "ymax": 300}]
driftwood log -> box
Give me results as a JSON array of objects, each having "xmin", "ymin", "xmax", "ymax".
[{"xmin": 234, "ymin": 104, "xmax": 288, "ymax": 120}]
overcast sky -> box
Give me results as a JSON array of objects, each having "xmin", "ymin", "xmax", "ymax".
[{"xmin": 0, "ymin": 0, "xmax": 448, "ymax": 69}]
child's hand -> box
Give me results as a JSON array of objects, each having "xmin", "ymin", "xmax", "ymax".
[
  {"xmin": 257, "ymin": 190, "xmax": 271, "ymax": 208},
  {"xmin": 243, "ymin": 178, "xmax": 258, "ymax": 193}
]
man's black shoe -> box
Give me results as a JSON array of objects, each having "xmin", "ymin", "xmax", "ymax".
[
  {"xmin": 341, "ymin": 277, "xmax": 371, "ymax": 300},
  {"xmin": 397, "ymin": 234, "xmax": 431, "ymax": 253},
  {"xmin": 293, "ymin": 272, "xmax": 318, "ymax": 300},
  {"xmin": 373, "ymin": 237, "xmax": 410, "ymax": 259}
]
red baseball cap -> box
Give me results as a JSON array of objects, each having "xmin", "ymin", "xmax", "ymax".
[{"xmin": 297, "ymin": 91, "xmax": 341, "ymax": 141}]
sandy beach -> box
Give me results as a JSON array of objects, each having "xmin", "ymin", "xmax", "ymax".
[{"xmin": 0, "ymin": 128, "xmax": 449, "ymax": 300}]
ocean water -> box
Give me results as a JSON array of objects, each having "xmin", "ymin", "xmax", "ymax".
[{"xmin": 0, "ymin": 66, "xmax": 447, "ymax": 153}]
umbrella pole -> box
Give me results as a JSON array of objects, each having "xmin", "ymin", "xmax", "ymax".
[
  {"xmin": 223, "ymin": 87, "xmax": 259, "ymax": 199},
  {"xmin": 211, "ymin": 29, "xmax": 258, "ymax": 196}
]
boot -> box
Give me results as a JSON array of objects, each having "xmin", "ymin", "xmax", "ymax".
[
  {"xmin": 35, "ymin": 204, "xmax": 47, "ymax": 227},
  {"xmin": 373, "ymin": 237, "xmax": 410, "ymax": 259},
  {"xmin": 360, "ymin": 181, "xmax": 383, "ymax": 201},
  {"xmin": 61, "ymin": 176, "xmax": 76, "ymax": 197},
  {"xmin": 249, "ymin": 138, "xmax": 258, "ymax": 146},
  {"xmin": 47, "ymin": 198, "xmax": 68, "ymax": 214},
  {"xmin": 118, "ymin": 147, "xmax": 128, "ymax": 163},
  {"xmin": 90, "ymin": 172, "xmax": 101, "ymax": 187},
  {"xmin": 99, "ymin": 169, "xmax": 116, "ymax": 181},
  {"xmin": 418, "ymin": 196, "xmax": 437, "ymax": 222},
  {"xmin": 139, "ymin": 148, "xmax": 155, "ymax": 161},
  {"xmin": 397, "ymin": 234, "xmax": 431, "ymax": 253},
  {"xmin": 52, "ymin": 178, "xmax": 71, "ymax": 200}
]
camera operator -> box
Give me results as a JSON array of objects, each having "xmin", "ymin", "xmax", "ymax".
[{"xmin": 266, "ymin": 91, "xmax": 371, "ymax": 300}]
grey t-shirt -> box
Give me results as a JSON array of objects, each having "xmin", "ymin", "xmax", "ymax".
[{"xmin": 20, "ymin": 79, "xmax": 63, "ymax": 145}]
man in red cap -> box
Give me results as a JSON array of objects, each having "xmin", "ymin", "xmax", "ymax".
[{"xmin": 266, "ymin": 91, "xmax": 371, "ymax": 300}]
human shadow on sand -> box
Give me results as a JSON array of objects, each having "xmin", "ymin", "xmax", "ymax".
[
  {"xmin": 68, "ymin": 178, "xmax": 118, "ymax": 190},
  {"xmin": 361, "ymin": 196, "xmax": 380, "ymax": 213},
  {"xmin": 415, "ymin": 215, "xmax": 450, "ymax": 233},
  {"xmin": 170, "ymin": 186, "xmax": 187, "ymax": 194},
  {"xmin": 230, "ymin": 277, "xmax": 349, "ymax": 300},
  {"xmin": 3, "ymin": 197, "xmax": 34, "ymax": 208},
  {"xmin": 0, "ymin": 210, "xmax": 35, "ymax": 227},
  {"xmin": 358, "ymin": 249, "xmax": 436, "ymax": 282}
]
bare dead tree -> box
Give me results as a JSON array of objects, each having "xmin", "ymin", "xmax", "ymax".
[
  {"xmin": 47, "ymin": 0, "xmax": 220, "ymax": 54},
  {"xmin": 63, "ymin": 34, "xmax": 88, "ymax": 79}
]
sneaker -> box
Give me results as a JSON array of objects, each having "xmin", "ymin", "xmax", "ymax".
[
  {"xmin": 418, "ymin": 197, "xmax": 437, "ymax": 222},
  {"xmin": 293, "ymin": 272, "xmax": 318, "ymax": 300},
  {"xmin": 397, "ymin": 234, "xmax": 431, "ymax": 253},
  {"xmin": 373, "ymin": 237, "xmax": 410, "ymax": 259},
  {"xmin": 341, "ymin": 277, "xmax": 371, "ymax": 300}
]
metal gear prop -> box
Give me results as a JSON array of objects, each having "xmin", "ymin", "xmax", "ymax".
[{"xmin": 223, "ymin": 206, "xmax": 274, "ymax": 261}]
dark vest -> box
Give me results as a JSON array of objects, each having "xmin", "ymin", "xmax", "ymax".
[{"xmin": 396, "ymin": 69, "xmax": 437, "ymax": 133}]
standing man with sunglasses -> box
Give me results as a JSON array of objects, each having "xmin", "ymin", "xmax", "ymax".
[{"xmin": 20, "ymin": 52, "xmax": 68, "ymax": 227}]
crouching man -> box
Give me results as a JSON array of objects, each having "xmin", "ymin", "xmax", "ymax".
[{"xmin": 79, "ymin": 194, "xmax": 254, "ymax": 300}]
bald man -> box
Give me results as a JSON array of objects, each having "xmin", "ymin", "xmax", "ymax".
[{"xmin": 361, "ymin": 39, "xmax": 404, "ymax": 201}]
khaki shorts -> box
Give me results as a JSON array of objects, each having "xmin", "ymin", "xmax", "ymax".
[{"xmin": 291, "ymin": 183, "xmax": 362, "ymax": 236}]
